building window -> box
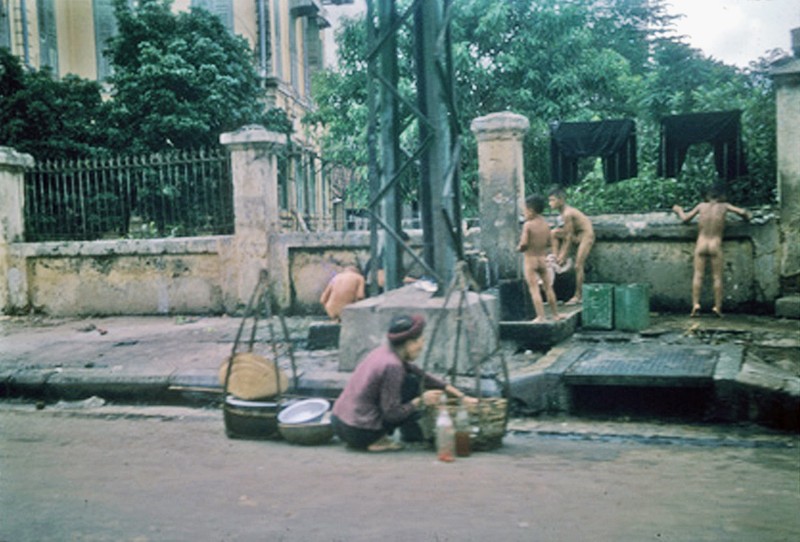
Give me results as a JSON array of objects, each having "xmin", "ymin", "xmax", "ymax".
[
  {"xmin": 0, "ymin": 1, "xmax": 11, "ymax": 49},
  {"xmin": 289, "ymin": 10, "xmax": 300, "ymax": 91},
  {"xmin": 272, "ymin": 0, "xmax": 282, "ymax": 80},
  {"xmin": 191, "ymin": 0, "xmax": 232, "ymax": 32},
  {"xmin": 305, "ymin": 16, "xmax": 322, "ymax": 97},
  {"xmin": 93, "ymin": 0, "xmax": 118, "ymax": 81},
  {"xmin": 256, "ymin": 0, "xmax": 270, "ymax": 77},
  {"xmin": 278, "ymin": 153, "xmax": 288, "ymax": 210},
  {"xmin": 36, "ymin": 0, "xmax": 58, "ymax": 71}
]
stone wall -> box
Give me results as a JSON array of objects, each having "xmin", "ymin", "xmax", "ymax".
[
  {"xmin": 0, "ymin": 122, "xmax": 786, "ymax": 317},
  {"xmin": 582, "ymin": 213, "xmax": 779, "ymax": 312},
  {"xmin": 1, "ymin": 234, "xmax": 367, "ymax": 316},
  {"xmin": 1, "ymin": 232, "xmax": 376, "ymax": 316},
  {"xmin": 6, "ymin": 238, "xmax": 232, "ymax": 316},
  {"xmin": 0, "ymin": 214, "xmax": 781, "ymax": 317}
]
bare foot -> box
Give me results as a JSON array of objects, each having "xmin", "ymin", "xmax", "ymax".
[
  {"xmin": 367, "ymin": 436, "xmax": 403, "ymax": 452},
  {"xmin": 712, "ymin": 306, "xmax": 723, "ymax": 318},
  {"xmin": 690, "ymin": 304, "xmax": 701, "ymax": 317},
  {"xmin": 565, "ymin": 297, "xmax": 581, "ymax": 306},
  {"xmin": 531, "ymin": 316, "xmax": 546, "ymax": 324},
  {"xmin": 552, "ymin": 314, "xmax": 563, "ymax": 321}
]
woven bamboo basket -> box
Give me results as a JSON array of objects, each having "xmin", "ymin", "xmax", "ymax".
[{"xmin": 420, "ymin": 392, "xmax": 508, "ymax": 451}]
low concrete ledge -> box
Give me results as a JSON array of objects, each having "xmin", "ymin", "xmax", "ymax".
[
  {"xmin": 169, "ymin": 370, "xmax": 221, "ymax": 392},
  {"xmin": 499, "ymin": 308, "xmax": 580, "ymax": 351},
  {"xmin": 10, "ymin": 236, "xmax": 231, "ymax": 258},
  {"xmin": 509, "ymin": 346, "xmax": 575, "ymax": 413},
  {"xmin": 2, "ymin": 368, "xmax": 177, "ymax": 403},
  {"xmin": 775, "ymin": 296, "xmax": 800, "ymax": 319},
  {"xmin": 45, "ymin": 371, "xmax": 171, "ymax": 402},
  {"xmin": 2, "ymin": 369, "xmax": 53, "ymax": 397},
  {"xmin": 733, "ymin": 360, "xmax": 800, "ymax": 430},
  {"xmin": 307, "ymin": 322, "xmax": 340, "ymax": 350}
]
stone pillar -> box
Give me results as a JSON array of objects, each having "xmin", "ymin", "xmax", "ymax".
[
  {"xmin": 772, "ymin": 29, "xmax": 800, "ymax": 294},
  {"xmin": 220, "ymin": 126, "xmax": 285, "ymax": 310},
  {"xmin": 332, "ymin": 198, "xmax": 345, "ymax": 231},
  {"xmin": 0, "ymin": 147, "xmax": 34, "ymax": 314},
  {"xmin": 470, "ymin": 112, "xmax": 530, "ymax": 280}
]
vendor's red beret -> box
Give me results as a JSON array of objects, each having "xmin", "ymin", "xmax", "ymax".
[{"xmin": 387, "ymin": 314, "xmax": 426, "ymax": 344}]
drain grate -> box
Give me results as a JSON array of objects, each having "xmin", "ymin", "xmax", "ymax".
[{"xmin": 564, "ymin": 347, "xmax": 719, "ymax": 387}]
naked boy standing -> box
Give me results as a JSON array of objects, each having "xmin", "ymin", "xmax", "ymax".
[
  {"xmin": 548, "ymin": 187, "xmax": 595, "ymax": 305},
  {"xmin": 518, "ymin": 195, "xmax": 561, "ymax": 323},
  {"xmin": 672, "ymin": 182, "xmax": 751, "ymax": 317}
]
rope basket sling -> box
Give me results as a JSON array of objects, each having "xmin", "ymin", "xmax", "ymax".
[
  {"xmin": 419, "ymin": 261, "xmax": 510, "ymax": 451},
  {"xmin": 221, "ymin": 270, "xmax": 299, "ymax": 439}
]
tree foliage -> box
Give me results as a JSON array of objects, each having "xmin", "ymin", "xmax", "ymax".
[
  {"xmin": 1, "ymin": 0, "xmax": 289, "ymax": 159},
  {"xmin": 0, "ymin": 48, "xmax": 111, "ymax": 159},
  {"xmin": 105, "ymin": 0, "xmax": 286, "ymax": 153},
  {"xmin": 308, "ymin": 0, "xmax": 779, "ymax": 214}
]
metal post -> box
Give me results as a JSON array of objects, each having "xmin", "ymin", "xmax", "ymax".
[
  {"xmin": 415, "ymin": 0, "xmax": 460, "ymax": 285},
  {"xmin": 366, "ymin": 0, "xmax": 461, "ymax": 292}
]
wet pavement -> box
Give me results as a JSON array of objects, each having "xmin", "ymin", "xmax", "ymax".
[{"xmin": 0, "ymin": 311, "xmax": 798, "ymax": 429}]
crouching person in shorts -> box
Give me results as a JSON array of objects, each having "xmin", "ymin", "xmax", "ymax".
[{"xmin": 331, "ymin": 314, "xmax": 475, "ymax": 452}]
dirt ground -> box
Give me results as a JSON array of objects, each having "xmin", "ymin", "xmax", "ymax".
[{"xmin": 1, "ymin": 404, "xmax": 798, "ymax": 542}]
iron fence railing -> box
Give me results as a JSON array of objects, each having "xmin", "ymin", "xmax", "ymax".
[{"xmin": 24, "ymin": 147, "xmax": 234, "ymax": 242}]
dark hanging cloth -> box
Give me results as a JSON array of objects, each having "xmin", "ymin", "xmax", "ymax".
[
  {"xmin": 658, "ymin": 110, "xmax": 747, "ymax": 180},
  {"xmin": 550, "ymin": 119, "xmax": 638, "ymax": 185}
]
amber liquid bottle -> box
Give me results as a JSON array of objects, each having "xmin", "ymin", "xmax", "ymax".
[{"xmin": 454, "ymin": 398, "xmax": 471, "ymax": 457}]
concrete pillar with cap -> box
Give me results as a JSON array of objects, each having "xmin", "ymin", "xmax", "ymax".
[
  {"xmin": 771, "ymin": 28, "xmax": 800, "ymax": 316},
  {"xmin": 470, "ymin": 112, "xmax": 530, "ymax": 281}
]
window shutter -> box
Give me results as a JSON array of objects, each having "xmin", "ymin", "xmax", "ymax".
[
  {"xmin": 0, "ymin": 1, "xmax": 11, "ymax": 49},
  {"xmin": 36, "ymin": 0, "xmax": 58, "ymax": 71},
  {"xmin": 192, "ymin": 0, "xmax": 232, "ymax": 32},
  {"xmin": 93, "ymin": 0, "xmax": 118, "ymax": 81},
  {"xmin": 272, "ymin": 0, "xmax": 282, "ymax": 78}
]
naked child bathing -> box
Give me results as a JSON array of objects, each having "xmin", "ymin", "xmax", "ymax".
[
  {"xmin": 548, "ymin": 187, "xmax": 595, "ymax": 305},
  {"xmin": 320, "ymin": 266, "xmax": 366, "ymax": 322},
  {"xmin": 518, "ymin": 195, "xmax": 561, "ymax": 323},
  {"xmin": 672, "ymin": 182, "xmax": 751, "ymax": 317}
]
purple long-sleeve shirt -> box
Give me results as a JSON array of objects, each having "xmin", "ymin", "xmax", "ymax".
[{"xmin": 332, "ymin": 343, "xmax": 446, "ymax": 431}]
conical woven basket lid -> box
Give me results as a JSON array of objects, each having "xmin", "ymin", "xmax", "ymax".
[{"xmin": 219, "ymin": 352, "xmax": 288, "ymax": 400}]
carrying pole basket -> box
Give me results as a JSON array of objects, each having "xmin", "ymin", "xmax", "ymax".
[
  {"xmin": 221, "ymin": 270, "xmax": 298, "ymax": 439},
  {"xmin": 420, "ymin": 261, "xmax": 510, "ymax": 450},
  {"xmin": 420, "ymin": 391, "xmax": 508, "ymax": 451}
]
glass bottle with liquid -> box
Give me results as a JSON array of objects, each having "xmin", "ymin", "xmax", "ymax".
[
  {"xmin": 435, "ymin": 394, "xmax": 455, "ymax": 462},
  {"xmin": 454, "ymin": 397, "xmax": 471, "ymax": 457}
]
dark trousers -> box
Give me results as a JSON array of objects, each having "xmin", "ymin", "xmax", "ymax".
[{"xmin": 332, "ymin": 373, "xmax": 426, "ymax": 448}]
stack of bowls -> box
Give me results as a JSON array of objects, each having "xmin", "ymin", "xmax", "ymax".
[{"xmin": 277, "ymin": 398, "xmax": 334, "ymax": 445}]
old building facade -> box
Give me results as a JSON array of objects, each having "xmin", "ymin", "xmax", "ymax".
[{"xmin": 0, "ymin": 0, "xmax": 337, "ymax": 225}]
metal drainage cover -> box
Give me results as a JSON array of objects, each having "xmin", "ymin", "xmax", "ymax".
[{"xmin": 564, "ymin": 346, "xmax": 719, "ymax": 387}]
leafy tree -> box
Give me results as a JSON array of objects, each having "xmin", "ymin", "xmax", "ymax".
[
  {"xmin": 306, "ymin": 0, "xmax": 778, "ymax": 215},
  {"xmin": 105, "ymin": 0, "xmax": 283, "ymax": 153},
  {"xmin": 0, "ymin": 48, "xmax": 111, "ymax": 159},
  {"xmin": 2, "ymin": 0, "xmax": 292, "ymax": 160}
]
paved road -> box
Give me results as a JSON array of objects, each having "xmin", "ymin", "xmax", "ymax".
[{"xmin": 1, "ymin": 404, "xmax": 798, "ymax": 542}]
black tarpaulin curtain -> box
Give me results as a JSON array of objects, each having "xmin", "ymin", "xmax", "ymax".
[
  {"xmin": 658, "ymin": 110, "xmax": 747, "ymax": 180},
  {"xmin": 550, "ymin": 119, "xmax": 638, "ymax": 185}
]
